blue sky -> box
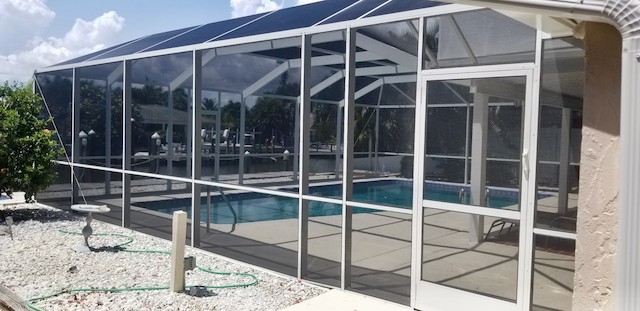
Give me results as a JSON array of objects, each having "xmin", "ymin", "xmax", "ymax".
[{"xmin": 0, "ymin": 0, "xmax": 316, "ymax": 82}]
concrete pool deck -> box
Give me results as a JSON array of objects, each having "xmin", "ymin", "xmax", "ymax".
[
  {"xmin": 40, "ymin": 187, "xmax": 575, "ymax": 310},
  {"xmin": 282, "ymin": 289, "xmax": 412, "ymax": 311}
]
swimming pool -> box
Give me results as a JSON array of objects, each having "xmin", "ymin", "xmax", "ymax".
[{"xmin": 135, "ymin": 180, "xmax": 523, "ymax": 224}]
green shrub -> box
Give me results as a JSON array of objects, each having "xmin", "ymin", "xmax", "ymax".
[{"xmin": 0, "ymin": 82, "xmax": 61, "ymax": 202}]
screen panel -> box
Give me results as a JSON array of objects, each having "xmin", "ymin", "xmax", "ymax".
[
  {"xmin": 216, "ymin": 1, "xmax": 357, "ymax": 41},
  {"xmin": 366, "ymin": 0, "xmax": 443, "ymax": 17},
  {"xmin": 94, "ymin": 27, "xmax": 198, "ymax": 60},
  {"xmin": 146, "ymin": 14, "xmax": 267, "ymax": 52},
  {"xmin": 320, "ymin": 0, "xmax": 389, "ymax": 25}
]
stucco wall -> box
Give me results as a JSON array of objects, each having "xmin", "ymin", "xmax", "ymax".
[{"xmin": 573, "ymin": 22, "xmax": 621, "ymax": 311}]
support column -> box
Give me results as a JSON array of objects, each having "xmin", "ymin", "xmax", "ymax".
[
  {"xmin": 71, "ymin": 68, "xmax": 80, "ymax": 204},
  {"xmin": 191, "ymin": 50, "xmax": 203, "ymax": 247},
  {"xmin": 105, "ymin": 81, "xmax": 112, "ymax": 195},
  {"xmin": 215, "ymin": 92, "xmax": 221, "ymax": 182},
  {"xmin": 341, "ymin": 27, "xmax": 356, "ymax": 289},
  {"xmin": 167, "ymin": 88, "xmax": 174, "ymax": 190},
  {"xmin": 297, "ymin": 34, "xmax": 311, "ymax": 279},
  {"xmin": 374, "ymin": 85, "xmax": 383, "ymax": 173},
  {"xmin": 574, "ymin": 22, "xmax": 621, "ymax": 311},
  {"xmin": 464, "ymin": 102, "xmax": 471, "ymax": 184},
  {"xmin": 469, "ymin": 92, "xmax": 488, "ymax": 243},
  {"xmin": 335, "ymin": 105, "xmax": 343, "ymax": 179},
  {"xmin": 239, "ymin": 97, "xmax": 246, "ymax": 184},
  {"xmin": 558, "ymin": 107, "xmax": 571, "ymax": 215},
  {"xmin": 186, "ymin": 88, "xmax": 193, "ymax": 180},
  {"xmin": 410, "ymin": 16, "xmax": 426, "ymax": 306},
  {"xmin": 293, "ymin": 97, "xmax": 300, "ymax": 181},
  {"xmin": 122, "ymin": 60, "xmax": 132, "ymax": 228}
]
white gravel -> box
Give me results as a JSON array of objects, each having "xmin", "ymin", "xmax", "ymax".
[{"xmin": 0, "ymin": 203, "xmax": 326, "ymax": 311}]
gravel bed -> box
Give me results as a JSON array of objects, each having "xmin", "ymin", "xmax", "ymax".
[{"xmin": 0, "ymin": 203, "xmax": 326, "ymax": 310}]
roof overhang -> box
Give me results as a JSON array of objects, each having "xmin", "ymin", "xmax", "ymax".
[{"xmin": 440, "ymin": 0, "xmax": 640, "ymax": 38}]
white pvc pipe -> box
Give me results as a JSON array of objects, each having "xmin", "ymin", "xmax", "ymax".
[{"xmin": 618, "ymin": 36, "xmax": 640, "ymax": 311}]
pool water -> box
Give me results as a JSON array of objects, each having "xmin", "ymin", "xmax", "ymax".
[{"xmin": 136, "ymin": 180, "xmax": 520, "ymax": 224}]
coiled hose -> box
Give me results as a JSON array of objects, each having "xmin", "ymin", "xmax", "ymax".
[{"xmin": 25, "ymin": 230, "xmax": 259, "ymax": 311}]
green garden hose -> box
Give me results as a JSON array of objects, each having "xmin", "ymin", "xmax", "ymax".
[{"xmin": 25, "ymin": 231, "xmax": 259, "ymax": 311}]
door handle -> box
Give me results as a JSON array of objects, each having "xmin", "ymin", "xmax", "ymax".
[{"xmin": 522, "ymin": 149, "xmax": 529, "ymax": 179}]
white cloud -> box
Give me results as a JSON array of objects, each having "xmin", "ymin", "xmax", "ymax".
[
  {"xmin": 0, "ymin": 0, "xmax": 55, "ymax": 51},
  {"xmin": 0, "ymin": 11, "xmax": 125, "ymax": 83},
  {"xmin": 230, "ymin": 0, "xmax": 282, "ymax": 18}
]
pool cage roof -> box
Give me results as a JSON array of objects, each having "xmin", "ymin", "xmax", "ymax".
[
  {"xmin": 35, "ymin": 0, "xmax": 581, "ymax": 110},
  {"xmin": 36, "ymin": 0, "xmax": 493, "ymax": 111},
  {"xmin": 49, "ymin": 0, "xmax": 446, "ymax": 69}
]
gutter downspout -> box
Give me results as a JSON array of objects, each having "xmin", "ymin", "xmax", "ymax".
[
  {"xmin": 441, "ymin": 1, "xmax": 640, "ymax": 310},
  {"xmin": 618, "ymin": 31, "xmax": 640, "ymax": 311}
]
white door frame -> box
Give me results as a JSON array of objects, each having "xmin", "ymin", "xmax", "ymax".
[{"xmin": 411, "ymin": 63, "xmax": 540, "ymax": 311}]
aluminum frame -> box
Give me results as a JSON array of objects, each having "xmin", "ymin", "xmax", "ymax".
[
  {"xmin": 35, "ymin": 4, "xmax": 479, "ymax": 75},
  {"xmin": 413, "ymin": 64, "xmax": 539, "ymax": 311},
  {"xmin": 35, "ymin": 4, "xmax": 585, "ymax": 311}
]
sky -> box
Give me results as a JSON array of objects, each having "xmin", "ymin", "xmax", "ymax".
[{"xmin": 0, "ymin": 0, "xmax": 320, "ymax": 83}]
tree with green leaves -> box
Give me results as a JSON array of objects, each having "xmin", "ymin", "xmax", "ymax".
[
  {"xmin": 0, "ymin": 82, "xmax": 61, "ymax": 202},
  {"xmin": 220, "ymin": 100, "xmax": 243, "ymax": 130},
  {"xmin": 248, "ymin": 97, "xmax": 296, "ymax": 145}
]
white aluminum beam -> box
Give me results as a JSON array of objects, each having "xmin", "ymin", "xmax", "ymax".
[
  {"xmin": 469, "ymin": 92, "xmax": 489, "ymax": 242},
  {"xmin": 410, "ymin": 18, "xmax": 427, "ymax": 308},
  {"xmin": 297, "ymin": 34, "xmax": 312, "ymax": 280},
  {"xmin": 339, "ymin": 78, "xmax": 384, "ymax": 106},
  {"xmin": 242, "ymin": 61, "xmax": 291, "ymax": 98},
  {"xmin": 355, "ymin": 33, "xmax": 418, "ymax": 70},
  {"xmin": 191, "ymin": 50, "xmax": 203, "ymax": 247},
  {"xmin": 167, "ymin": 87, "xmax": 174, "ymax": 189},
  {"xmin": 169, "ymin": 50, "xmax": 217, "ymax": 90},
  {"xmin": 293, "ymin": 70, "xmax": 343, "ymax": 106},
  {"xmin": 310, "ymin": 30, "xmax": 344, "ymax": 44},
  {"xmin": 374, "ymin": 85, "xmax": 383, "ymax": 172},
  {"xmin": 238, "ymin": 96, "xmax": 246, "ymax": 184},
  {"xmin": 122, "ymin": 60, "xmax": 132, "ymax": 228},
  {"xmin": 242, "ymin": 51, "xmax": 387, "ymax": 99},
  {"xmin": 408, "ymin": 18, "xmax": 439, "ymax": 68},
  {"xmin": 341, "ymin": 27, "xmax": 356, "ymax": 290},
  {"xmin": 71, "ymin": 68, "xmax": 80, "ymax": 203},
  {"xmin": 557, "ymin": 107, "xmax": 571, "ymax": 214},
  {"xmin": 293, "ymin": 98, "xmax": 300, "ymax": 182},
  {"xmin": 215, "ymin": 92, "xmax": 221, "ymax": 181},
  {"xmin": 383, "ymin": 75, "xmax": 417, "ymax": 84},
  {"xmin": 335, "ymin": 104, "xmax": 343, "ymax": 176},
  {"xmin": 107, "ymin": 65, "xmax": 124, "ymax": 86},
  {"xmin": 311, "ymin": 71, "xmax": 344, "ymax": 97},
  {"xmin": 355, "ymin": 64, "xmax": 415, "ymax": 76},
  {"xmin": 448, "ymin": 15, "xmax": 478, "ymax": 64},
  {"xmin": 390, "ymin": 83, "xmax": 416, "ymax": 104},
  {"xmin": 104, "ymin": 81, "xmax": 112, "ymax": 194}
]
